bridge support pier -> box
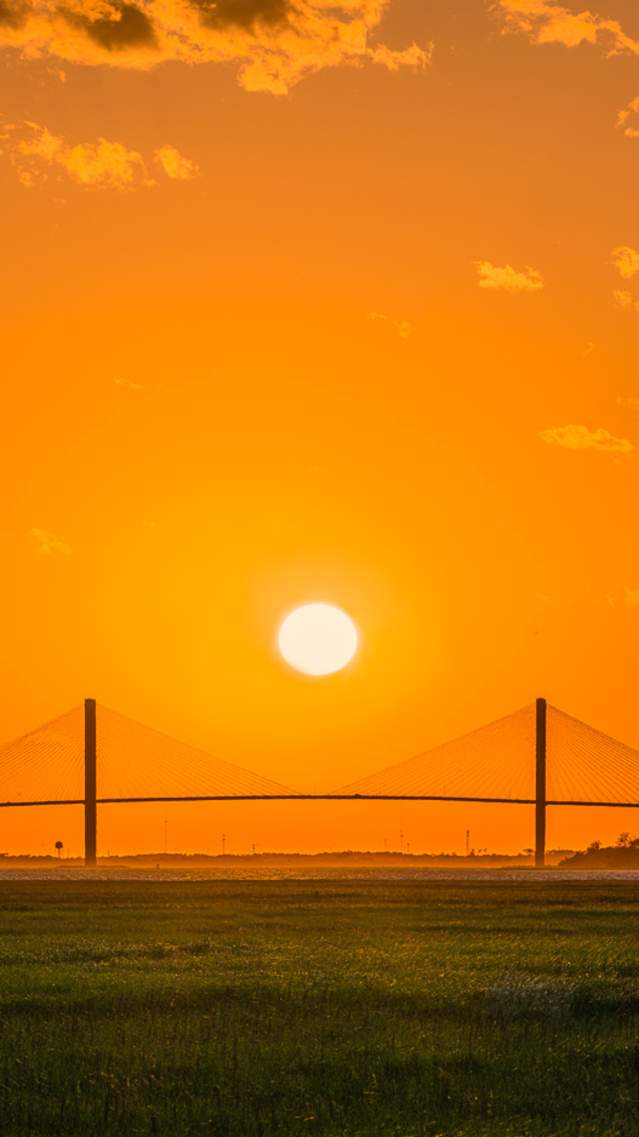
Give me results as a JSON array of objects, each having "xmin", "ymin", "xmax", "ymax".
[
  {"xmin": 84, "ymin": 698, "xmax": 97, "ymax": 867},
  {"xmin": 535, "ymin": 697, "xmax": 547, "ymax": 867}
]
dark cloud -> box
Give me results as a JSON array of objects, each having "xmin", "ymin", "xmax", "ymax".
[
  {"xmin": 64, "ymin": 2, "xmax": 156, "ymax": 51},
  {"xmin": 0, "ymin": 0, "xmax": 428, "ymax": 92},
  {"xmin": 193, "ymin": 0, "xmax": 290, "ymax": 31},
  {"xmin": 0, "ymin": 0, "xmax": 28, "ymax": 29}
]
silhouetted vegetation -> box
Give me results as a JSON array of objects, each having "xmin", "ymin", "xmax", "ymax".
[
  {"xmin": 562, "ymin": 832, "xmax": 639, "ymax": 869},
  {"xmin": 0, "ymin": 878, "xmax": 638, "ymax": 1135},
  {"xmin": 0, "ymin": 847, "xmax": 574, "ymax": 867}
]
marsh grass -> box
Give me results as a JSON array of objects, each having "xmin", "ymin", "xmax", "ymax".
[{"xmin": 0, "ymin": 879, "xmax": 638, "ymax": 1136}]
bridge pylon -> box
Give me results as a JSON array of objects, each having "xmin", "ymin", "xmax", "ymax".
[
  {"xmin": 535, "ymin": 697, "xmax": 547, "ymax": 867},
  {"xmin": 84, "ymin": 698, "xmax": 97, "ymax": 867},
  {"xmin": 4, "ymin": 692, "xmax": 637, "ymax": 868}
]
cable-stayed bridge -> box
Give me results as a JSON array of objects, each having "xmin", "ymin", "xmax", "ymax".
[{"xmin": 2, "ymin": 699, "xmax": 639, "ymax": 866}]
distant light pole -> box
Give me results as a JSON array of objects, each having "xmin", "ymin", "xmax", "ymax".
[{"xmin": 222, "ymin": 833, "xmax": 227, "ymax": 856}]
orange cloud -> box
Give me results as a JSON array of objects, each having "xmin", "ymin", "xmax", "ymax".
[
  {"xmin": 613, "ymin": 289, "xmax": 639, "ymax": 311},
  {"xmin": 617, "ymin": 96, "xmax": 639, "ymax": 138},
  {"xmin": 155, "ymin": 144, "xmax": 199, "ymax": 180},
  {"xmin": 28, "ymin": 528, "xmax": 72, "ymax": 555},
  {"xmin": 612, "ymin": 245, "xmax": 639, "ymax": 279},
  {"xmin": 475, "ymin": 260, "xmax": 543, "ymax": 293},
  {"xmin": 367, "ymin": 311, "xmax": 412, "ymax": 339},
  {"xmin": 497, "ymin": 1, "xmax": 639, "ymax": 56},
  {"xmin": 113, "ymin": 375, "xmax": 143, "ymax": 389},
  {"xmin": 1, "ymin": 121, "xmax": 200, "ymax": 188},
  {"xmin": 1, "ymin": 121, "xmax": 149, "ymax": 187},
  {"xmin": 368, "ymin": 40, "xmax": 433, "ymax": 72},
  {"xmin": 0, "ymin": 0, "xmax": 431, "ymax": 94},
  {"xmin": 539, "ymin": 424, "xmax": 633, "ymax": 453}
]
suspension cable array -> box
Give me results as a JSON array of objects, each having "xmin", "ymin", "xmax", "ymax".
[{"xmin": 1, "ymin": 697, "xmax": 639, "ymax": 865}]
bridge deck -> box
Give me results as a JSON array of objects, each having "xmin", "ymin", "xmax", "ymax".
[{"xmin": 1, "ymin": 795, "xmax": 638, "ymax": 808}]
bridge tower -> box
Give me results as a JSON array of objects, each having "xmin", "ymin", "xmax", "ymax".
[
  {"xmin": 535, "ymin": 697, "xmax": 547, "ymax": 867},
  {"xmin": 84, "ymin": 698, "xmax": 97, "ymax": 867}
]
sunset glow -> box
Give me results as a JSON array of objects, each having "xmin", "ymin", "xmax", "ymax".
[{"xmin": 2, "ymin": 0, "xmax": 639, "ymax": 857}]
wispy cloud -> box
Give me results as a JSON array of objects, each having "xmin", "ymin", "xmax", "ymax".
[
  {"xmin": 367, "ymin": 311, "xmax": 413, "ymax": 339},
  {"xmin": 475, "ymin": 261, "xmax": 543, "ymax": 293},
  {"xmin": 613, "ymin": 289, "xmax": 639, "ymax": 312},
  {"xmin": 617, "ymin": 395, "xmax": 639, "ymax": 410},
  {"xmin": 368, "ymin": 41, "xmax": 433, "ymax": 72},
  {"xmin": 497, "ymin": 1, "xmax": 639, "ymax": 56},
  {"xmin": 0, "ymin": 0, "xmax": 431, "ymax": 95},
  {"xmin": 0, "ymin": 121, "xmax": 199, "ymax": 189},
  {"xmin": 612, "ymin": 245, "xmax": 639, "ymax": 279},
  {"xmin": 155, "ymin": 144, "xmax": 199, "ymax": 181},
  {"xmin": 625, "ymin": 586, "xmax": 639, "ymax": 608},
  {"xmin": 28, "ymin": 528, "xmax": 71, "ymax": 555},
  {"xmin": 539, "ymin": 424, "xmax": 633, "ymax": 453},
  {"xmin": 617, "ymin": 96, "xmax": 639, "ymax": 138},
  {"xmin": 113, "ymin": 375, "xmax": 143, "ymax": 390}
]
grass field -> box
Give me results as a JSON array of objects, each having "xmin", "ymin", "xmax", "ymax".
[{"xmin": 1, "ymin": 877, "xmax": 639, "ymax": 1136}]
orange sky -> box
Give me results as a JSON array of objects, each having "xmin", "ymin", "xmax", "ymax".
[{"xmin": 2, "ymin": 0, "xmax": 639, "ymax": 855}]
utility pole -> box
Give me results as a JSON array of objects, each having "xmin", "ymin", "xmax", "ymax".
[
  {"xmin": 84, "ymin": 698, "xmax": 97, "ymax": 867},
  {"xmin": 222, "ymin": 833, "xmax": 226, "ymax": 856},
  {"xmin": 535, "ymin": 697, "xmax": 547, "ymax": 868},
  {"xmin": 465, "ymin": 829, "xmax": 470, "ymax": 857}
]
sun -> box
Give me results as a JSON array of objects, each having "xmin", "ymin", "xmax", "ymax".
[{"xmin": 277, "ymin": 603, "xmax": 359, "ymax": 676}]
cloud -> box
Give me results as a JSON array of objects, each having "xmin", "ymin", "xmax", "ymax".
[
  {"xmin": 617, "ymin": 395, "xmax": 639, "ymax": 410},
  {"xmin": 617, "ymin": 96, "xmax": 639, "ymax": 138},
  {"xmin": 1, "ymin": 120, "xmax": 201, "ymax": 188},
  {"xmin": 625, "ymin": 586, "xmax": 639, "ymax": 608},
  {"xmin": 0, "ymin": 0, "xmax": 431, "ymax": 95},
  {"xmin": 367, "ymin": 311, "xmax": 412, "ymax": 339},
  {"xmin": 539, "ymin": 424, "xmax": 633, "ymax": 453},
  {"xmin": 368, "ymin": 40, "xmax": 433, "ymax": 71},
  {"xmin": 155, "ymin": 143, "xmax": 198, "ymax": 180},
  {"xmin": 1, "ymin": 121, "xmax": 150, "ymax": 186},
  {"xmin": 28, "ymin": 527, "xmax": 71, "ymax": 555},
  {"xmin": 613, "ymin": 289, "xmax": 639, "ymax": 312},
  {"xmin": 496, "ymin": 1, "xmax": 639, "ymax": 56},
  {"xmin": 113, "ymin": 374, "xmax": 143, "ymax": 389},
  {"xmin": 612, "ymin": 245, "xmax": 639, "ymax": 279},
  {"xmin": 475, "ymin": 260, "xmax": 543, "ymax": 293}
]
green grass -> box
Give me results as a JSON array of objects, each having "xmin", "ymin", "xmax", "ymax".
[{"xmin": 1, "ymin": 878, "xmax": 639, "ymax": 1136}]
